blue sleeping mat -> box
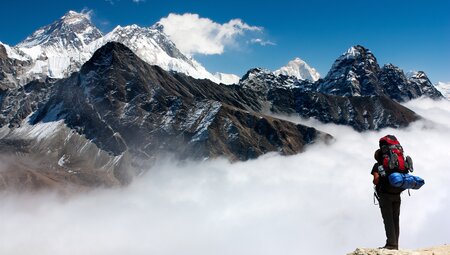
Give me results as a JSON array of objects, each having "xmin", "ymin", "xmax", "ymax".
[{"xmin": 388, "ymin": 172, "xmax": 425, "ymax": 190}]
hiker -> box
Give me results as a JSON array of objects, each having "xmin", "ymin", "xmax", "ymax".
[
  {"xmin": 371, "ymin": 135, "xmax": 424, "ymax": 250},
  {"xmin": 371, "ymin": 136, "xmax": 404, "ymax": 250}
]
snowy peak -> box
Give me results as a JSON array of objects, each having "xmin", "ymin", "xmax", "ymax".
[
  {"xmin": 274, "ymin": 57, "xmax": 320, "ymax": 82},
  {"xmin": 17, "ymin": 10, "xmax": 102, "ymax": 50},
  {"xmin": 318, "ymin": 45, "xmax": 382, "ymax": 96},
  {"xmin": 316, "ymin": 45, "xmax": 443, "ymax": 101},
  {"xmin": 62, "ymin": 10, "xmax": 91, "ymax": 25},
  {"xmin": 340, "ymin": 45, "xmax": 373, "ymax": 60},
  {"xmin": 407, "ymin": 71, "xmax": 443, "ymax": 99},
  {"xmin": 98, "ymin": 24, "xmax": 219, "ymax": 82},
  {"xmin": 104, "ymin": 24, "xmax": 191, "ymax": 63},
  {"xmin": 407, "ymin": 70, "xmax": 428, "ymax": 81}
]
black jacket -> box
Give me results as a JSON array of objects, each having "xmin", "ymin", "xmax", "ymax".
[{"xmin": 371, "ymin": 163, "xmax": 404, "ymax": 195}]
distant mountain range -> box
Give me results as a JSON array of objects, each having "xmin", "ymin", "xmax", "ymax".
[
  {"xmin": 0, "ymin": 10, "xmax": 445, "ymax": 190},
  {"xmin": 0, "ymin": 11, "xmax": 320, "ymax": 90}
]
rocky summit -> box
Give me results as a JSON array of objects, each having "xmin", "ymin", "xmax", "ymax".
[{"xmin": 316, "ymin": 45, "xmax": 443, "ymax": 101}]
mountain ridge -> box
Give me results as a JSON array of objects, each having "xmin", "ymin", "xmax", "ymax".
[{"xmin": 0, "ymin": 42, "xmax": 332, "ymax": 189}]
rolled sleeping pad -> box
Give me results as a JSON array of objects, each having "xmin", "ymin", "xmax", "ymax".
[{"xmin": 388, "ymin": 172, "xmax": 425, "ymax": 190}]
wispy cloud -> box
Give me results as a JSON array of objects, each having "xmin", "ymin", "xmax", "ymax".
[
  {"xmin": 250, "ymin": 38, "xmax": 276, "ymax": 46},
  {"xmin": 132, "ymin": 0, "xmax": 145, "ymax": 2},
  {"xmin": 158, "ymin": 13, "xmax": 262, "ymax": 56},
  {"xmin": 80, "ymin": 8, "xmax": 94, "ymax": 19}
]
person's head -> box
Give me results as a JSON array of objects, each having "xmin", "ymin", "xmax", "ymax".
[{"xmin": 374, "ymin": 149, "xmax": 383, "ymax": 163}]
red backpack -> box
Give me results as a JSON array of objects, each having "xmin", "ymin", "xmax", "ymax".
[{"xmin": 379, "ymin": 135, "xmax": 413, "ymax": 173}]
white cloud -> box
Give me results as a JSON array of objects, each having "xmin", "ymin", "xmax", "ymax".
[
  {"xmin": 158, "ymin": 13, "xmax": 262, "ymax": 56},
  {"xmin": 1, "ymin": 98, "xmax": 450, "ymax": 254},
  {"xmin": 435, "ymin": 81, "xmax": 450, "ymax": 99},
  {"xmin": 250, "ymin": 38, "xmax": 276, "ymax": 46},
  {"xmin": 132, "ymin": 0, "xmax": 145, "ymax": 3}
]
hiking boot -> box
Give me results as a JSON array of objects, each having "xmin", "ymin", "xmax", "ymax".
[{"xmin": 379, "ymin": 245, "xmax": 398, "ymax": 250}]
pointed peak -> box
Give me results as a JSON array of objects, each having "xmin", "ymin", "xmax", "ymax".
[
  {"xmin": 274, "ymin": 57, "xmax": 320, "ymax": 82},
  {"xmin": 61, "ymin": 10, "xmax": 91, "ymax": 24},
  {"xmin": 81, "ymin": 42, "xmax": 139, "ymax": 70},
  {"xmin": 64, "ymin": 10, "xmax": 83, "ymax": 17},
  {"xmin": 343, "ymin": 45, "xmax": 371, "ymax": 58},
  {"xmin": 408, "ymin": 70, "xmax": 428, "ymax": 80},
  {"xmin": 291, "ymin": 57, "xmax": 306, "ymax": 64},
  {"xmin": 94, "ymin": 41, "xmax": 134, "ymax": 56},
  {"xmin": 240, "ymin": 68, "xmax": 270, "ymax": 81},
  {"xmin": 17, "ymin": 9, "xmax": 102, "ymax": 49}
]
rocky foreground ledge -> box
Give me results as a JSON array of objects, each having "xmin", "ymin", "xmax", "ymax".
[{"xmin": 347, "ymin": 245, "xmax": 450, "ymax": 255}]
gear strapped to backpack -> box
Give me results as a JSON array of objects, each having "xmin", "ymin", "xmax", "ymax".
[{"xmin": 378, "ymin": 135, "xmax": 424, "ymax": 190}]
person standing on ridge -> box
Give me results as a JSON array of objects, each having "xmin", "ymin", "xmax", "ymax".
[{"xmin": 371, "ymin": 135, "xmax": 406, "ymax": 250}]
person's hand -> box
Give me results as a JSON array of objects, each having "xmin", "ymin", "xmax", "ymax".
[{"xmin": 372, "ymin": 172, "xmax": 380, "ymax": 185}]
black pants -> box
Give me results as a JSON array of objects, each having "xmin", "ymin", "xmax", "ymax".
[{"xmin": 378, "ymin": 193, "xmax": 401, "ymax": 248}]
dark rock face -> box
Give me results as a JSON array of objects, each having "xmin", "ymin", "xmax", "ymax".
[
  {"xmin": 315, "ymin": 45, "xmax": 443, "ymax": 101},
  {"xmin": 378, "ymin": 64, "xmax": 417, "ymax": 102},
  {"xmin": 317, "ymin": 45, "xmax": 383, "ymax": 97},
  {"xmin": 407, "ymin": 71, "xmax": 443, "ymax": 100},
  {"xmin": 0, "ymin": 44, "xmax": 32, "ymax": 91},
  {"xmin": 267, "ymin": 88, "xmax": 419, "ymax": 131},
  {"xmin": 0, "ymin": 42, "xmax": 331, "ymax": 189},
  {"xmin": 0, "ymin": 79, "xmax": 57, "ymax": 127},
  {"xmin": 238, "ymin": 61, "xmax": 421, "ymax": 131}
]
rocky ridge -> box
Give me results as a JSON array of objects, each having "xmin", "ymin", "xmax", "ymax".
[
  {"xmin": 0, "ymin": 42, "xmax": 332, "ymax": 190},
  {"xmin": 316, "ymin": 45, "xmax": 443, "ymax": 101}
]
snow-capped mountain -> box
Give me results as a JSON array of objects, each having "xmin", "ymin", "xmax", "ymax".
[
  {"xmin": 90, "ymin": 24, "xmax": 223, "ymax": 83},
  {"xmin": 0, "ymin": 11, "xmax": 234, "ymax": 88},
  {"xmin": 435, "ymin": 81, "xmax": 450, "ymax": 99},
  {"xmin": 17, "ymin": 11, "xmax": 103, "ymax": 79},
  {"xmin": 316, "ymin": 45, "xmax": 443, "ymax": 101},
  {"xmin": 274, "ymin": 57, "xmax": 320, "ymax": 82}
]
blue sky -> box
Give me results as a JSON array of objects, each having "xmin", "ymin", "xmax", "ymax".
[{"xmin": 1, "ymin": 0, "xmax": 449, "ymax": 82}]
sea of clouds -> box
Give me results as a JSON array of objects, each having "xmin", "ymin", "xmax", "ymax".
[{"xmin": 1, "ymin": 98, "xmax": 449, "ymax": 255}]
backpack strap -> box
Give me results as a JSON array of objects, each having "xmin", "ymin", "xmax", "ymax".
[{"xmin": 373, "ymin": 186, "xmax": 380, "ymax": 205}]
